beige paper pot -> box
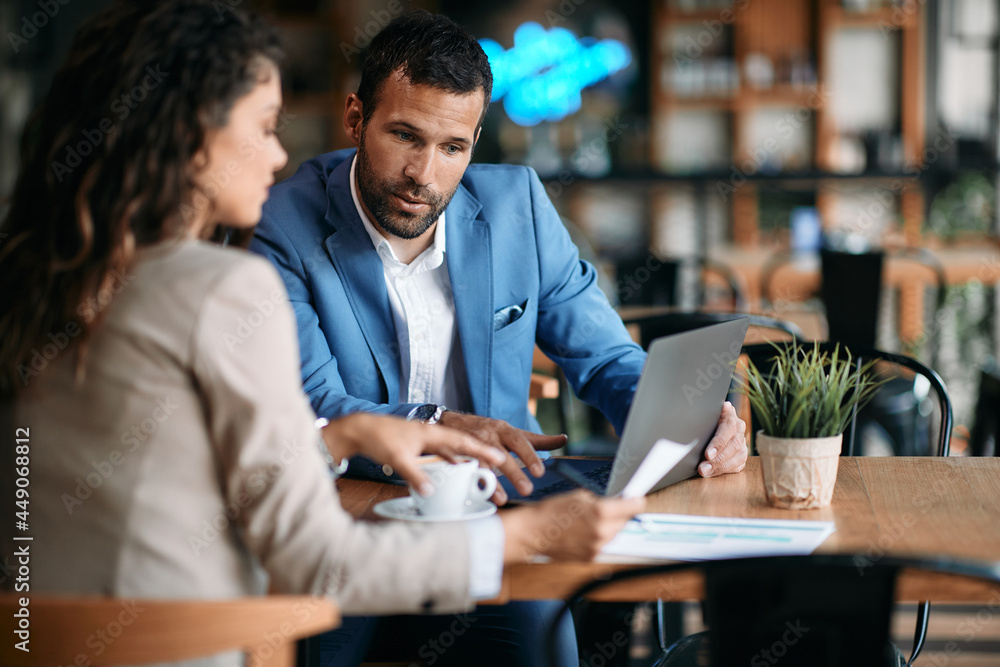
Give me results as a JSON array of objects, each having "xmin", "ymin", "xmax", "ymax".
[{"xmin": 756, "ymin": 431, "xmax": 843, "ymax": 509}]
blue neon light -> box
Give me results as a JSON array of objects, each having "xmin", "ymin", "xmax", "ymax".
[{"xmin": 480, "ymin": 22, "xmax": 632, "ymax": 127}]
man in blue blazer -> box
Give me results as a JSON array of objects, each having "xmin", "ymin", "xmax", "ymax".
[
  {"xmin": 251, "ymin": 11, "xmax": 747, "ymax": 667},
  {"xmin": 250, "ymin": 56, "xmax": 747, "ymax": 497}
]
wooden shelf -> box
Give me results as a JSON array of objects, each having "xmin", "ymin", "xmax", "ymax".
[
  {"xmin": 657, "ymin": 91, "xmax": 738, "ymax": 109},
  {"xmin": 649, "ymin": 0, "xmax": 927, "ymax": 249},
  {"xmin": 661, "ymin": 8, "xmax": 736, "ymax": 23},
  {"xmin": 657, "ymin": 85, "xmax": 817, "ymax": 110},
  {"xmin": 828, "ymin": 6, "xmax": 917, "ymax": 30},
  {"xmin": 737, "ymin": 84, "xmax": 819, "ymax": 108}
]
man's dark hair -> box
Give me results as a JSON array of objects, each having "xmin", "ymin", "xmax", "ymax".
[{"xmin": 357, "ymin": 10, "xmax": 493, "ymax": 129}]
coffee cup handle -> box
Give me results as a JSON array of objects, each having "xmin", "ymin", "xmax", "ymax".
[{"xmin": 468, "ymin": 469, "xmax": 497, "ymax": 504}]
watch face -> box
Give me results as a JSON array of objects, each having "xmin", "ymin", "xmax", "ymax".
[{"xmin": 412, "ymin": 404, "xmax": 437, "ymax": 422}]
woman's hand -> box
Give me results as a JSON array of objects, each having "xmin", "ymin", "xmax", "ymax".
[
  {"xmin": 500, "ymin": 490, "xmax": 646, "ymax": 563},
  {"xmin": 320, "ymin": 413, "xmax": 505, "ymax": 495}
]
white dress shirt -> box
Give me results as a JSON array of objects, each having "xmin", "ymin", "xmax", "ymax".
[
  {"xmin": 350, "ymin": 156, "xmax": 503, "ymax": 599},
  {"xmin": 350, "ymin": 157, "xmax": 471, "ymax": 412}
]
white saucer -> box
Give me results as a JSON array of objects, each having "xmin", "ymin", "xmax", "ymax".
[{"xmin": 373, "ymin": 497, "xmax": 497, "ymax": 522}]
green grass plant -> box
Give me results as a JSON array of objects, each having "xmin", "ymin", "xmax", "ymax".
[{"xmin": 741, "ymin": 342, "xmax": 885, "ymax": 439}]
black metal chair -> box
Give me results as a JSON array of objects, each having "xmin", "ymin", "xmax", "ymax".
[
  {"xmin": 819, "ymin": 249, "xmax": 885, "ymax": 348},
  {"xmin": 740, "ymin": 342, "xmax": 952, "ymax": 458},
  {"xmin": 615, "ymin": 254, "xmax": 681, "ymax": 308},
  {"xmin": 760, "ymin": 247, "xmax": 948, "ymax": 365},
  {"xmin": 739, "ymin": 342, "xmax": 952, "ymax": 665},
  {"xmin": 969, "ymin": 358, "xmax": 1000, "ymax": 457},
  {"xmin": 621, "ymin": 311, "xmax": 803, "ymax": 351},
  {"xmin": 548, "ymin": 555, "xmax": 1000, "ymax": 667}
]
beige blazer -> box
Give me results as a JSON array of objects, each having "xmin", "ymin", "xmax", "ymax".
[{"xmin": 1, "ymin": 240, "xmax": 471, "ymax": 618}]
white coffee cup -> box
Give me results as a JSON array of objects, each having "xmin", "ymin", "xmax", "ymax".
[{"xmin": 409, "ymin": 457, "xmax": 497, "ymax": 519}]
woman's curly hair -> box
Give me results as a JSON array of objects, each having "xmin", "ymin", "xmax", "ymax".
[{"xmin": 0, "ymin": 0, "xmax": 283, "ymax": 397}]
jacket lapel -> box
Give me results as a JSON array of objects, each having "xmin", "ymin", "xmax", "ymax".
[
  {"xmin": 322, "ymin": 157, "xmax": 401, "ymax": 402},
  {"xmin": 446, "ymin": 186, "xmax": 492, "ymax": 417}
]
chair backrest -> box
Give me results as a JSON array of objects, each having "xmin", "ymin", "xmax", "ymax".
[
  {"xmin": 969, "ymin": 360, "xmax": 1000, "ymax": 456},
  {"xmin": 548, "ymin": 555, "xmax": 1000, "ymax": 667},
  {"xmin": 701, "ymin": 259, "xmax": 748, "ymax": 311},
  {"xmin": 761, "ymin": 248, "xmax": 948, "ymax": 364},
  {"xmin": 616, "ymin": 254, "xmax": 681, "ymax": 307},
  {"xmin": 621, "ymin": 311, "xmax": 803, "ymax": 351},
  {"xmin": 704, "ymin": 556, "xmax": 896, "ymax": 666},
  {"xmin": 0, "ymin": 594, "xmax": 339, "ymax": 667},
  {"xmin": 820, "ymin": 249, "xmax": 885, "ymax": 349},
  {"xmin": 741, "ymin": 342, "xmax": 953, "ymax": 457}
]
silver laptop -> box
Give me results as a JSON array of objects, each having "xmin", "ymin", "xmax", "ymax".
[{"xmin": 500, "ymin": 317, "xmax": 749, "ymax": 501}]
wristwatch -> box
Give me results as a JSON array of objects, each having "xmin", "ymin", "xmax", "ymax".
[
  {"xmin": 314, "ymin": 417, "xmax": 350, "ymax": 478},
  {"xmin": 407, "ymin": 403, "xmax": 449, "ymax": 425}
]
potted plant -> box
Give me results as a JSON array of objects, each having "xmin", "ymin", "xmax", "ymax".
[{"xmin": 740, "ymin": 342, "xmax": 883, "ymax": 509}]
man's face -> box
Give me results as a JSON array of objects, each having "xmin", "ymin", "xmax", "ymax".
[{"xmin": 352, "ymin": 70, "xmax": 483, "ymax": 239}]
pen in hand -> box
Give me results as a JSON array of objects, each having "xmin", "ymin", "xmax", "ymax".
[{"xmin": 552, "ymin": 460, "xmax": 607, "ymax": 496}]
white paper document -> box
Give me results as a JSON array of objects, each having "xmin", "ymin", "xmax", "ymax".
[
  {"xmin": 619, "ymin": 438, "xmax": 699, "ymax": 499},
  {"xmin": 602, "ymin": 513, "xmax": 836, "ymax": 561}
]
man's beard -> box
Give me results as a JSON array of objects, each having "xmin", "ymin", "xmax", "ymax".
[{"xmin": 356, "ymin": 136, "xmax": 458, "ymax": 240}]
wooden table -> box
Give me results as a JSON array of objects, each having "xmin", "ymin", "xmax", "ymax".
[{"xmin": 337, "ymin": 457, "xmax": 1000, "ymax": 603}]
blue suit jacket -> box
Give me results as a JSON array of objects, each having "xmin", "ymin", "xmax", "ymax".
[{"xmin": 251, "ymin": 149, "xmax": 645, "ymax": 436}]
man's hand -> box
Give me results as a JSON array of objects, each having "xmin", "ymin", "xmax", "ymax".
[
  {"xmin": 500, "ymin": 491, "xmax": 646, "ymax": 563},
  {"xmin": 698, "ymin": 401, "xmax": 747, "ymax": 478},
  {"xmin": 437, "ymin": 411, "xmax": 567, "ymax": 504},
  {"xmin": 320, "ymin": 413, "xmax": 505, "ymax": 495}
]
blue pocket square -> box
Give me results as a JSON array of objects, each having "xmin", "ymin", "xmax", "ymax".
[{"xmin": 493, "ymin": 300, "xmax": 528, "ymax": 331}]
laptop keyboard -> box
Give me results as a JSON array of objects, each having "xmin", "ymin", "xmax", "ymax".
[{"xmin": 520, "ymin": 462, "xmax": 613, "ymax": 501}]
